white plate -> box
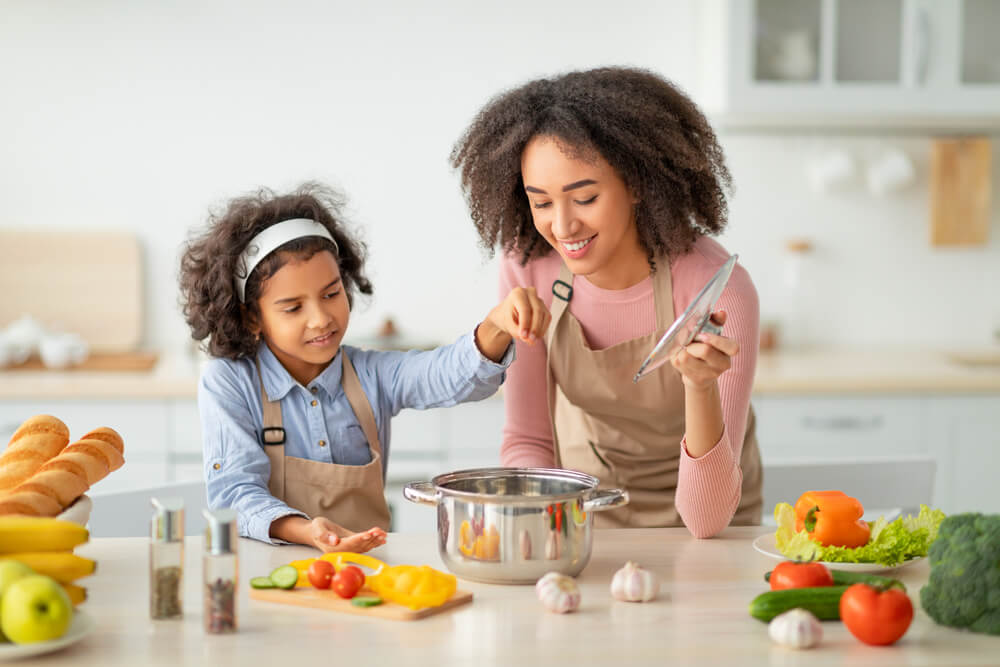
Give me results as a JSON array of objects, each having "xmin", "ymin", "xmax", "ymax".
[
  {"xmin": 752, "ymin": 533, "xmax": 923, "ymax": 573},
  {"xmin": 0, "ymin": 609, "xmax": 94, "ymax": 661}
]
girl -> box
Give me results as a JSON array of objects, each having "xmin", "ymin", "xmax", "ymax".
[
  {"xmin": 451, "ymin": 67, "xmax": 762, "ymax": 538},
  {"xmin": 179, "ymin": 183, "xmax": 549, "ymax": 552}
]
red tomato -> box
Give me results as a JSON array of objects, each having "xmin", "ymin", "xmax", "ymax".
[
  {"xmin": 307, "ymin": 560, "xmax": 335, "ymax": 589},
  {"xmin": 770, "ymin": 561, "xmax": 834, "ymax": 590},
  {"xmin": 331, "ymin": 565, "xmax": 365, "ymax": 599},
  {"xmin": 839, "ymin": 583, "xmax": 914, "ymax": 646}
]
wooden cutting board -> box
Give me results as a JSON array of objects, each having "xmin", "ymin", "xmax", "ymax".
[
  {"xmin": 249, "ymin": 586, "xmax": 473, "ymax": 621},
  {"xmin": 0, "ymin": 230, "xmax": 143, "ymax": 351},
  {"xmin": 929, "ymin": 137, "xmax": 992, "ymax": 246}
]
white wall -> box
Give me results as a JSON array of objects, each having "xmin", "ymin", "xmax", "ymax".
[{"xmin": 1, "ymin": 0, "xmax": 997, "ymax": 351}]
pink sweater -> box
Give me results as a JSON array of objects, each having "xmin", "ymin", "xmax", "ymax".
[{"xmin": 498, "ymin": 236, "xmax": 759, "ymax": 538}]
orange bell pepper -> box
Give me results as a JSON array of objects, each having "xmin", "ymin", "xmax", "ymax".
[{"xmin": 793, "ymin": 490, "xmax": 871, "ymax": 548}]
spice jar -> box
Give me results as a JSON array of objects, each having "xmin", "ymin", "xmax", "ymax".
[
  {"xmin": 150, "ymin": 497, "xmax": 184, "ymax": 619},
  {"xmin": 202, "ymin": 508, "xmax": 238, "ymax": 634}
]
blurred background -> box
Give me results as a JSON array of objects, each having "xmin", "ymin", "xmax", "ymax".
[{"xmin": 1, "ymin": 0, "xmax": 997, "ymax": 534}]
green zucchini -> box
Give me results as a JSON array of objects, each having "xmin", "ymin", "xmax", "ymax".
[
  {"xmin": 351, "ymin": 596, "xmax": 383, "ymax": 607},
  {"xmin": 749, "ymin": 585, "xmax": 849, "ymax": 622},
  {"xmin": 249, "ymin": 576, "xmax": 276, "ymax": 589},
  {"xmin": 764, "ymin": 568, "xmax": 905, "ymax": 591}
]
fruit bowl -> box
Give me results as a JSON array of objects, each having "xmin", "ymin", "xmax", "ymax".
[{"xmin": 56, "ymin": 496, "xmax": 91, "ymax": 527}]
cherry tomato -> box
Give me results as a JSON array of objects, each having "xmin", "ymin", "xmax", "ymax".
[
  {"xmin": 839, "ymin": 583, "xmax": 914, "ymax": 646},
  {"xmin": 331, "ymin": 565, "xmax": 365, "ymax": 599},
  {"xmin": 307, "ymin": 559, "xmax": 335, "ymax": 589},
  {"xmin": 770, "ymin": 561, "xmax": 834, "ymax": 590}
]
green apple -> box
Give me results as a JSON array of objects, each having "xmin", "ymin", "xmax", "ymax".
[
  {"xmin": 0, "ymin": 560, "xmax": 35, "ymax": 642},
  {"xmin": 0, "ymin": 575, "xmax": 72, "ymax": 644}
]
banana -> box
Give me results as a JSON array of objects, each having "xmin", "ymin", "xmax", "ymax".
[
  {"xmin": 0, "ymin": 517, "xmax": 89, "ymax": 554},
  {"xmin": 0, "ymin": 552, "xmax": 96, "ymax": 583},
  {"xmin": 61, "ymin": 583, "xmax": 87, "ymax": 606}
]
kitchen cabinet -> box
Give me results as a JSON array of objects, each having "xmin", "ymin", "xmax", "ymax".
[
  {"xmin": 752, "ymin": 392, "xmax": 1000, "ymax": 514},
  {"xmin": 699, "ymin": 0, "xmax": 1000, "ymax": 129}
]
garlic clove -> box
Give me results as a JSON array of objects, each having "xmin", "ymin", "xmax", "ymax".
[
  {"xmin": 768, "ymin": 608, "xmax": 823, "ymax": 649},
  {"xmin": 610, "ymin": 561, "xmax": 659, "ymax": 602}
]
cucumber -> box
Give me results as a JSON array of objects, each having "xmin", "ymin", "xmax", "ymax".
[
  {"xmin": 749, "ymin": 585, "xmax": 849, "ymax": 622},
  {"xmin": 250, "ymin": 576, "xmax": 276, "ymax": 589},
  {"xmin": 351, "ymin": 596, "xmax": 383, "ymax": 607},
  {"xmin": 764, "ymin": 568, "xmax": 905, "ymax": 591},
  {"xmin": 269, "ymin": 565, "xmax": 300, "ymax": 590}
]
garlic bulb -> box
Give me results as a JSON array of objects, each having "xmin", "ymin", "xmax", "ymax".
[
  {"xmin": 535, "ymin": 572, "xmax": 580, "ymax": 613},
  {"xmin": 768, "ymin": 608, "xmax": 823, "ymax": 649},
  {"xmin": 610, "ymin": 561, "xmax": 659, "ymax": 602}
]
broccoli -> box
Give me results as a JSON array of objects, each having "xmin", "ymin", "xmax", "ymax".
[{"xmin": 920, "ymin": 512, "xmax": 1000, "ymax": 635}]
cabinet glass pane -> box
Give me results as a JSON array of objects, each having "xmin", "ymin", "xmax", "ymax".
[
  {"xmin": 754, "ymin": 0, "xmax": 821, "ymax": 82},
  {"xmin": 962, "ymin": 0, "xmax": 1000, "ymax": 83},
  {"xmin": 836, "ymin": 0, "xmax": 902, "ymax": 82}
]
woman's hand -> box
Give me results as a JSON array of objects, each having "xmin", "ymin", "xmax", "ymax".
[
  {"xmin": 671, "ymin": 310, "xmax": 740, "ymax": 391},
  {"xmin": 476, "ymin": 286, "xmax": 552, "ymax": 362},
  {"xmin": 308, "ymin": 517, "xmax": 387, "ymax": 553}
]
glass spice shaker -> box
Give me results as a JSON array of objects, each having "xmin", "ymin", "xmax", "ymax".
[
  {"xmin": 150, "ymin": 497, "xmax": 184, "ymax": 619},
  {"xmin": 202, "ymin": 508, "xmax": 238, "ymax": 634}
]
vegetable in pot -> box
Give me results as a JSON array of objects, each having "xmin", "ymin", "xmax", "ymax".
[{"xmin": 920, "ymin": 512, "xmax": 1000, "ymax": 635}]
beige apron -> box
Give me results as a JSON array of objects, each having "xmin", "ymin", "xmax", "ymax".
[
  {"xmin": 257, "ymin": 352, "xmax": 391, "ymax": 533},
  {"xmin": 545, "ymin": 261, "xmax": 762, "ymax": 528}
]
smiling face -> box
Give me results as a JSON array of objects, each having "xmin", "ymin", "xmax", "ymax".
[
  {"xmin": 521, "ymin": 135, "xmax": 649, "ymax": 289},
  {"xmin": 252, "ymin": 250, "xmax": 349, "ymax": 386}
]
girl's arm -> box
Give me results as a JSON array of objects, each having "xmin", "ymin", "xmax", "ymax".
[{"xmin": 672, "ymin": 268, "xmax": 759, "ymax": 538}]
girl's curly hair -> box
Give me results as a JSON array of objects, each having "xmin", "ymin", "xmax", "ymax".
[
  {"xmin": 179, "ymin": 182, "xmax": 372, "ymax": 360},
  {"xmin": 450, "ymin": 66, "xmax": 732, "ymax": 270}
]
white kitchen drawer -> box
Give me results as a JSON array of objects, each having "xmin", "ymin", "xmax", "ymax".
[
  {"xmin": 752, "ymin": 395, "xmax": 928, "ymax": 460},
  {"xmin": 0, "ymin": 400, "xmax": 170, "ymax": 453}
]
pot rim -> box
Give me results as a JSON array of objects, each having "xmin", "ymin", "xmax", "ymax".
[{"xmin": 427, "ymin": 466, "xmax": 601, "ymax": 505}]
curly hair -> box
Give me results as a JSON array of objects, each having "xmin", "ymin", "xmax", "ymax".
[
  {"xmin": 179, "ymin": 182, "xmax": 372, "ymax": 360},
  {"xmin": 450, "ymin": 66, "xmax": 732, "ymax": 270}
]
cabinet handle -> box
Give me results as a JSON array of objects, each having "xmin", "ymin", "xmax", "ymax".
[
  {"xmin": 915, "ymin": 7, "xmax": 931, "ymax": 85},
  {"xmin": 801, "ymin": 415, "xmax": 884, "ymax": 431}
]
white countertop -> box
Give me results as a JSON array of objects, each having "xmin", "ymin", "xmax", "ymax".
[
  {"xmin": 30, "ymin": 528, "xmax": 997, "ymax": 666},
  {"xmin": 1, "ymin": 347, "xmax": 999, "ymax": 399}
]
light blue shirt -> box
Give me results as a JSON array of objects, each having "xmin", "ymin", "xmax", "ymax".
[{"xmin": 199, "ymin": 330, "xmax": 513, "ymax": 544}]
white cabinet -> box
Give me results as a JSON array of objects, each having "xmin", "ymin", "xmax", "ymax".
[
  {"xmin": 753, "ymin": 392, "xmax": 1000, "ymax": 514},
  {"xmin": 699, "ymin": 0, "xmax": 1000, "ymax": 127}
]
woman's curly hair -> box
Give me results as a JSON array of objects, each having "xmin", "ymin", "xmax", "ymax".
[
  {"xmin": 450, "ymin": 66, "xmax": 732, "ymax": 270},
  {"xmin": 179, "ymin": 182, "xmax": 372, "ymax": 360}
]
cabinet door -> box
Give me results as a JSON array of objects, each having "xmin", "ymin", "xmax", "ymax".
[{"xmin": 927, "ymin": 395, "xmax": 1000, "ymax": 514}]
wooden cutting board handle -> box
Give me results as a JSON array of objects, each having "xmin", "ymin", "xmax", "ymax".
[{"xmin": 929, "ymin": 137, "xmax": 992, "ymax": 247}]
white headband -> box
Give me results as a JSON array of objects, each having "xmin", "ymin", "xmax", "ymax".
[{"xmin": 234, "ymin": 218, "xmax": 339, "ymax": 303}]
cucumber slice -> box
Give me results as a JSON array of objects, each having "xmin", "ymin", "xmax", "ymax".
[
  {"xmin": 269, "ymin": 565, "xmax": 299, "ymax": 590},
  {"xmin": 250, "ymin": 576, "xmax": 276, "ymax": 589},
  {"xmin": 351, "ymin": 596, "xmax": 383, "ymax": 607}
]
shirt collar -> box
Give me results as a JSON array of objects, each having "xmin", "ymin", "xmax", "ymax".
[{"xmin": 256, "ymin": 342, "xmax": 344, "ymax": 402}]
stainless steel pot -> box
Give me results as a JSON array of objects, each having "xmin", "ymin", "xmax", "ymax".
[{"xmin": 403, "ymin": 467, "xmax": 628, "ymax": 584}]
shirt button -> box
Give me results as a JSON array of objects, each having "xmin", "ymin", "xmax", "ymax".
[
  {"xmin": 318, "ymin": 440, "xmax": 326, "ymax": 447},
  {"xmin": 213, "ymin": 463, "xmax": 221, "ymax": 470},
  {"xmin": 311, "ymin": 400, "xmax": 318, "ymax": 407},
  {"xmin": 310, "ymin": 386, "xmax": 318, "ymax": 394}
]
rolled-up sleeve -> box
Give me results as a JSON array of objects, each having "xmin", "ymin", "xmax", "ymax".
[{"xmin": 199, "ymin": 360, "xmax": 307, "ymax": 544}]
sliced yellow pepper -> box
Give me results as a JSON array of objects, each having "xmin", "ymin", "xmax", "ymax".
[
  {"xmin": 320, "ymin": 552, "xmax": 387, "ymax": 575},
  {"xmin": 368, "ymin": 565, "xmax": 456, "ymax": 610}
]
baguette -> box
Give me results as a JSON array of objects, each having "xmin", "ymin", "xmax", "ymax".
[
  {"xmin": 0, "ymin": 426, "xmax": 125, "ymax": 517},
  {"xmin": 0, "ymin": 416, "xmax": 70, "ymax": 491}
]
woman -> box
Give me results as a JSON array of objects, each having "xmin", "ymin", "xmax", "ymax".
[{"xmin": 451, "ymin": 67, "xmax": 762, "ymax": 537}]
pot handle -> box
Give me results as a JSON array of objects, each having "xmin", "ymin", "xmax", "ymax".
[
  {"xmin": 582, "ymin": 488, "xmax": 629, "ymax": 513},
  {"xmin": 403, "ymin": 481, "xmax": 438, "ymax": 506}
]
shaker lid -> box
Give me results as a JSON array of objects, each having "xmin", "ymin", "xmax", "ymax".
[
  {"xmin": 202, "ymin": 508, "xmax": 238, "ymax": 555},
  {"xmin": 150, "ymin": 497, "xmax": 184, "ymax": 542}
]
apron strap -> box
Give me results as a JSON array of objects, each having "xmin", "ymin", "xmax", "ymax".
[
  {"xmin": 255, "ymin": 357, "xmax": 286, "ymax": 500},
  {"xmin": 652, "ymin": 259, "xmax": 675, "ymax": 329},
  {"xmin": 544, "ymin": 263, "xmax": 576, "ymax": 468},
  {"xmin": 339, "ymin": 353, "xmax": 383, "ymax": 458}
]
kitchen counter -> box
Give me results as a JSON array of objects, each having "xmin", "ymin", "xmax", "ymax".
[
  {"xmin": 27, "ymin": 527, "xmax": 998, "ymax": 666},
  {"xmin": 2, "ymin": 347, "xmax": 1000, "ymax": 399}
]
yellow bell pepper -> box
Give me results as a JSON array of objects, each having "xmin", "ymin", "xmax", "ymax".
[{"xmin": 368, "ymin": 565, "xmax": 456, "ymax": 610}]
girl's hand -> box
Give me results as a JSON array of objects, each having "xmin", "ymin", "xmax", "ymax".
[
  {"xmin": 308, "ymin": 517, "xmax": 387, "ymax": 554},
  {"xmin": 488, "ymin": 286, "xmax": 551, "ymax": 345},
  {"xmin": 671, "ymin": 310, "xmax": 740, "ymax": 391}
]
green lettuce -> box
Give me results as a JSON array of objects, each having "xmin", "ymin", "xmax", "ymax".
[{"xmin": 773, "ymin": 502, "xmax": 946, "ymax": 566}]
